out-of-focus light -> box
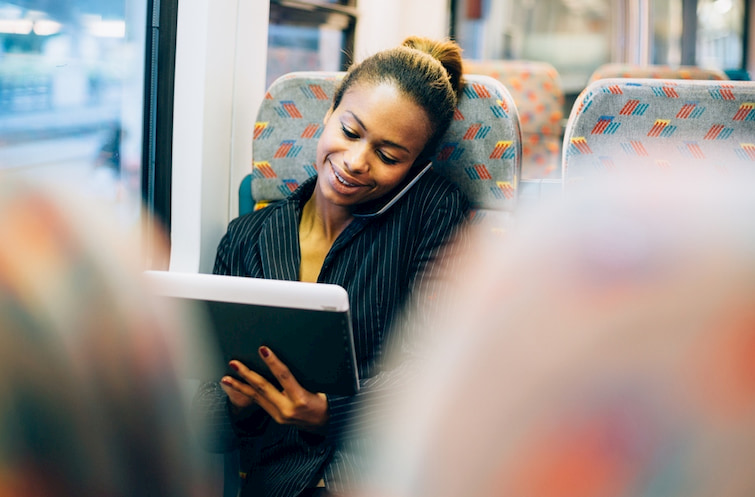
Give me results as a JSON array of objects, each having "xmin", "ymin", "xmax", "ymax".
[
  {"xmin": 88, "ymin": 19, "xmax": 126, "ymax": 38},
  {"xmin": 714, "ymin": 0, "xmax": 732, "ymax": 14},
  {"xmin": 0, "ymin": 18, "xmax": 33, "ymax": 34},
  {"xmin": 0, "ymin": 3, "xmax": 24, "ymax": 19},
  {"xmin": 33, "ymin": 19, "xmax": 62, "ymax": 36}
]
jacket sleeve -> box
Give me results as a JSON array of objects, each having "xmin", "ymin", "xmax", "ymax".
[{"xmin": 212, "ymin": 215, "xmax": 246, "ymax": 276}]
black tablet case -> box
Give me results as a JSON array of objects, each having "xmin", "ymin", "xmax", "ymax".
[
  {"xmin": 170, "ymin": 296, "xmax": 359, "ymax": 396},
  {"xmin": 207, "ymin": 299, "xmax": 357, "ymax": 395}
]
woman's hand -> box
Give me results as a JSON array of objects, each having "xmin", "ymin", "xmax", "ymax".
[
  {"xmin": 219, "ymin": 373, "xmax": 259, "ymax": 414},
  {"xmin": 220, "ymin": 346, "xmax": 329, "ymax": 433}
]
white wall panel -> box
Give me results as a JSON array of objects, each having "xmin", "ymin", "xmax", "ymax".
[{"xmin": 171, "ymin": 0, "xmax": 268, "ymax": 273}]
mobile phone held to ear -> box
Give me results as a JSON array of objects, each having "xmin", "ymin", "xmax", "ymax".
[{"xmin": 351, "ymin": 162, "xmax": 433, "ymax": 218}]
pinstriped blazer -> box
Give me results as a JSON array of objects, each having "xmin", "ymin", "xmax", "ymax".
[{"xmin": 193, "ymin": 171, "xmax": 469, "ymax": 497}]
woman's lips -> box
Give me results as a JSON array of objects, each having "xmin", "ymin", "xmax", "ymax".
[
  {"xmin": 329, "ymin": 159, "xmax": 366, "ymax": 192},
  {"xmin": 333, "ymin": 167, "xmax": 358, "ymax": 187}
]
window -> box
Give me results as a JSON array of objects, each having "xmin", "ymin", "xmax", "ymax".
[
  {"xmin": 652, "ymin": 0, "xmax": 746, "ymax": 73},
  {"xmin": 697, "ymin": 0, "xmax": 745, "ymax": 71},
  {"xmin": 454, "ymin": 0, "xmax": 615, "ymax": 96},
  {"xmin": 266, "ymin": 0, "xmax": 356, "ymax": 88},
  {"xmin": 652, "ymin": 0, "xmax": 683, "ymax": 66},
  {"xmin": 514, "ymin": 0, "xmax": 613, "ymax": 94},
  {"xmin": 0, "ymin": 0, "xmax": 148, "ymax": 228}
]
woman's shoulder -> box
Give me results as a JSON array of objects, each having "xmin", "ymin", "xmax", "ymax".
[
  {"xmin": 228, "ymin": 176, "xmax": 315, "ymax": 234},
  {"xmin": 226, "ymin": 199, "xmax": 286, "ymax": 236},
  {"xmin": 410, "ymin": 168, "xmax": 470, "ymax": 211}
]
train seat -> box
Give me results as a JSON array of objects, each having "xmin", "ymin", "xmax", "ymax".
[
  {"xmin": 245, "ymin": 72, "xmax": 341, "ymax": 214},
  {"xmin": 464, "ymin": 59, "xmax": 564, "ymax": 181},
  {"xmin": 431, "ymin": 72, "xmax": 522, "ymax": 225},
  {"xmin": 562, "ymin": 78, "xmax": 755, "ymax": 186},
  {"xmin": 724, "ymin": 68, "xmax": 751, "ymax": 81},
  {"xmin": 241, "ymin": 71, "xmax": 522, "ymax": 226},
  {"xmin": 588, "ymin": 63, "xmax": 729, "ymax": 83},
  {"xmin": 230, "ymin": 69, "xmax": 522, "ymax": 496}
]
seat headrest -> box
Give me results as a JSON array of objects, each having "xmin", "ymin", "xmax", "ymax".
[{"xmin": 251, "ymin": 71, "xmax": 522, "ymax": 212}]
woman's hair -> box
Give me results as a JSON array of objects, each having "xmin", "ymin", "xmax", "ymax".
[{"xmin": 332, "ymin": 36, "xmax": 464, "ymax": 164}]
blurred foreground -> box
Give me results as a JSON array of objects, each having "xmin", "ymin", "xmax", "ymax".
[
  {"xmin": 355, "ymin": 171, "xmax": 755, "ymax": 497},
  {"xmin": 0, "ymin": 178, "xmax": 219, "ymax": 497}
]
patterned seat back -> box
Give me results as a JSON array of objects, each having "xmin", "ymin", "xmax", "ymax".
[
  {"xmin": 250, "ymin": 72, "xmax": 342, "ymax": 211},
  {"xmin": 589, "ymin": 63, "xmax": 728, "ymax": 83},
  {"xmin": 465, "ymin": 60, "xmax": 564, "ymax": 180},
  {"xmin": 563, "ymin": 78, "xmax": 755, "ymax": 186},
  {"xmin": 431, "ymin": 73, "xmax": 521, "ymax": 216},
  {"xmin": 243, "ymin": 71, "xmax": 522, "ymax": 217}
]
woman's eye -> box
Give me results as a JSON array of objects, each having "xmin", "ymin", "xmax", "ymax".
[
  {"xmin": 341, "ymin": 125, "xmax": 358, "ymax": 139},
  {"xmin": 376, "ymin": 151, "xmax": 398, "ymax": 165}
]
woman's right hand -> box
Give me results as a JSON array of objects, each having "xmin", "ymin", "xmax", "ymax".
[{"xmin": 220, "ymin": 373, "xmax": 258, "ymax": 413}]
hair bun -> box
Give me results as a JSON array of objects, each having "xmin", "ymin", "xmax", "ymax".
[{"xmin": 402, "ymin": 36, "xmax": 464, "ymax": 99}]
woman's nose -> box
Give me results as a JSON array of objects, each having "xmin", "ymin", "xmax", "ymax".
[{"xmin": 344, "ymin": 142, "xmax": 369, "ymax": 173}]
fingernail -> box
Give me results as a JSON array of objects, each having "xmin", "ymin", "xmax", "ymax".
[
  {"xmin": 229, "ymin": 362, "xmax": 240, "ymax": 371},
  {"xmin": 221, "ymin": 377, "xmax": 233, "ymax": 386},
  {"xmin": 259, "ymin": 346, "xmax": 270, "ymax": 358}
]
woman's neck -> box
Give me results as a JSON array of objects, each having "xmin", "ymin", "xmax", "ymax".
[
  {"xmin": 298, "ymin": 192, "xmax": 354, "ymax": 282},
  {"xmin": 300, "ymin": 190, "xmax": 353, "ymax": 244}
]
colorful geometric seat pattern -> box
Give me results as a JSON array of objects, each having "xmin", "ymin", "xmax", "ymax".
[
  {"xmin": 588, "ymin": 63, "xmax": 729, "ymax": 84},
  {"xmin": 250, "ymin": 72, "xmax": 340, "ymax": 210},
  {"xmin": 465, "ymin": 60, "xmax": 564, "ymax": 180},
  {"xmin": 563, "ymin": 78, "xmax": 755, "ymax": 185},
  {"xmin": 247, "ymin": 71, "xmax": 522, "ymax": 215}
]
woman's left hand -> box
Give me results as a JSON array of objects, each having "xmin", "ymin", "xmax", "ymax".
[{"xmin": 221, "ymin": 346, "xmax": 329, "ymax": 433}]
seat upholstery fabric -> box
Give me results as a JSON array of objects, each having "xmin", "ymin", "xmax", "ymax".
[
  {"xmin": 465, "ymin": 60, "xmax": 564, "ymax": 180},
  {"xmin": 250, "ymin": 72, "xmax": 342, "ymax": 210},
  {"xmin": 588, "ymin": 63, "xmax": 729, "ymax": 84},
  {"xmin": 562, "ymin": 78, "xmax": 755, "ymax": 185},
  {"xmin": 243, "ymin": 71, "xmax": 522, "ymax": 218}
]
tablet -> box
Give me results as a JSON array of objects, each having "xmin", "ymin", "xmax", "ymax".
[{"xmin": 143, "ymin": 271, "xmax": 359, "ymax": 396}]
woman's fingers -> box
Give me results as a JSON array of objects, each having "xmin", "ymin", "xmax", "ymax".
[
  {"xmin": 220, "ymin": 376, "xmax": 251, "ymax": 404},
  {"xmin": 222, "ymin": 369, "xmax": 280, "ymax": 415},
  {"xmin": 258, "ymin": 346, "xmax": 302, "ymax": 393},
  {"xmin": 225, "ymin": 353, "xmax": 329, "ymax": 429},
  {"xmin": 230, "ymin": 360, "xmax": 283, "ymax": 396}
]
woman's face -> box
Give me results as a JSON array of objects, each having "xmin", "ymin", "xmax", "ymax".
[{"xmin": 315, "ymin": 82, "xmax": 433, "ymax": 210}]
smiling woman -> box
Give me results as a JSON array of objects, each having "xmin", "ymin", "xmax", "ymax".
[
  {"xmin": 313, "ymin": 83, "xmax": 431, "ymax": 216},
  {"xmin": 192, "ymin": 36, "xmax": 470, "ymax": 497},
  {"xmin": 297, "ymin": 81, "xmax": 435, "ymax": 284}
]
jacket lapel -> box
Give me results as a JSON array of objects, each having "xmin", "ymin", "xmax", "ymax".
[{"xmin": 258, "ymin": 202, "xmax": 301, "ymax": 281}]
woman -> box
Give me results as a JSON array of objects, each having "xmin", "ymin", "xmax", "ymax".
[{"xmin": 193, "ymin": 36, "xmax": 470, "ymax": 496}]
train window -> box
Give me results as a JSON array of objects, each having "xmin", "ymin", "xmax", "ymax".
[
  {"xmin": 653, "ymin": 0, "xmax": 745, "ymax": 71},
  {"xmin": 454, "ymin": 0, "xmax": 614, "ymax": 96},
  {"xmin": 697, "ymin": 0, "xmax": 745, "ymax": 70},
  {"xmin": 266, "ymin": 0, "xmax": 356, "ymax": 88},
  {"xmin": 652, "ymin": 0, "xmax": 684, "ymax": 66},
  {"xmin": 517, "ymin": 0, "xmax": 613, "ymax": 94},
  {"xmin": 0, "ymin": 0, "xmax": 148, "ymax": 229}
]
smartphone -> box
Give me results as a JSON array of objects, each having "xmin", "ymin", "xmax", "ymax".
[{"xmin": 351, "ymin": 162, "xmax": 433, "ymax": 218}]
